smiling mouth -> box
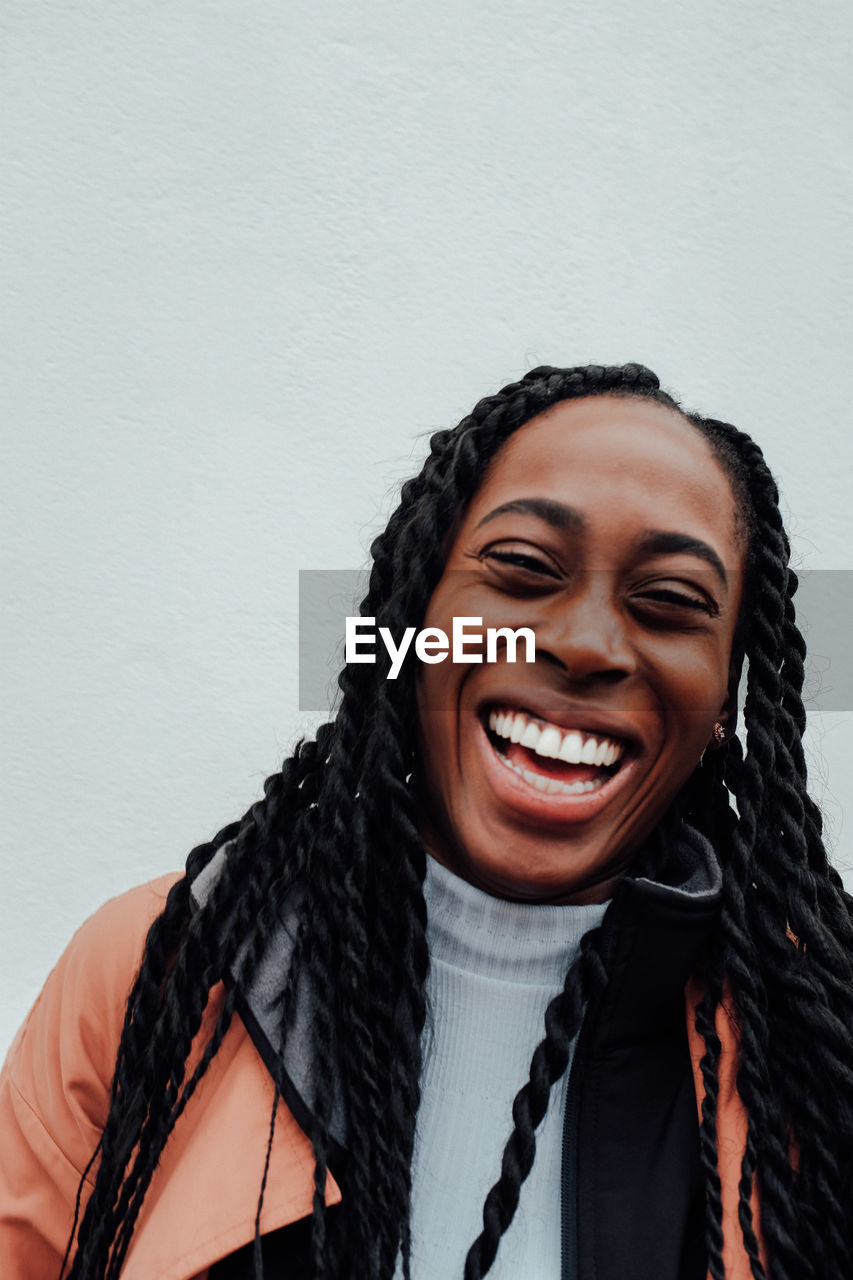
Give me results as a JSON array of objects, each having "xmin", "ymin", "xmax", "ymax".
[{"xmin": 483, "ymin": 706, "xmax": 629, "ymax": 797}]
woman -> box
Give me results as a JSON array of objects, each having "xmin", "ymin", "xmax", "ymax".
[{"xmin": 2, "ymin": 363, "xmax": 851, "ymax": 1280}]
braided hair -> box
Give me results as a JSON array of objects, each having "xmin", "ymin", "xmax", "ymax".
[{"xmin": 61, "ymin": 364, "xmax": 853, "ymax": 1280}]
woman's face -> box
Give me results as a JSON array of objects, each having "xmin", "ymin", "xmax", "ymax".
[{"xmin": 414, "ymin": 395, "xmax": 746, "ymax": 903}]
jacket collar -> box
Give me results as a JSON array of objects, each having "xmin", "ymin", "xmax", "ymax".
[
  {"xmin": 189, "ymin": 848, "xmax": 349, "ymax": 1169},
  {"xmin": 187, "ymin": 820, "xmax": 723, "ymax": 1168},
  {"xmin": 595, "ymin": 820, "xmax": 722, "ymax": 1047}
]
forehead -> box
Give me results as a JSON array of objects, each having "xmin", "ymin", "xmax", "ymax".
[{"xmin": 469, "ymin": 395, "xmax": 742, "ymax": 561}]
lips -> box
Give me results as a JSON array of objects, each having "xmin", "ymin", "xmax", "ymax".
[{"xmin": 476, "ymin": 700, "xmax": 640, "ymax": 822}]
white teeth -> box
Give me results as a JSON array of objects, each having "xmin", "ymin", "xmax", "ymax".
[
  {"xmin": 536, "ymin": 726, "xmax": 562, "ymax": 758},
  {"xmin": 486, "ymin": 708, "xmax": 626, "ymax": 771},
  {"xmin": 558, "ymin": 731, "xmax": 583, "ymax": 764},
  {"xmin": 493, "ymin": 749, "xmax": 604, "ymax": 795}
]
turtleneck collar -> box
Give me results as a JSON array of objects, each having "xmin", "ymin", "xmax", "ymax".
[{"xmin": 423, "ymin": 854, "xmax": 609, "ymax": 986}]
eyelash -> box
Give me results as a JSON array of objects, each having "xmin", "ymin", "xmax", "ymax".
[
  {"xmin": 481, "ymin": 549, "xmax": 718, "ymax": 616},
  {"xmin": 483, "ymin": 549, "xmax": 559, "ymax": 576},
  {"xmin": 639, "ymin": 589, "xmax": 718, "ymax": 616}
]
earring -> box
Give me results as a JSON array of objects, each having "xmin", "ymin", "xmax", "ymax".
[{"xmin": 713, "ymin": 722, "xmax": 726, "ymax": 745}]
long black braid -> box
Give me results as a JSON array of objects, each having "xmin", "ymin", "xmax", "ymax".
[{"xmin": 61, "ymin": 365, "xmax": 853, "ymax": 1280}]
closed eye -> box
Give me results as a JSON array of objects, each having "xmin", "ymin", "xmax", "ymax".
[
  {"xmin": 637, "ymin": 588, "xmax": 718, "ymax": 616},
  {"xmin": 481, "ymin": 548, "xmax": 561, "ymax": 578}
]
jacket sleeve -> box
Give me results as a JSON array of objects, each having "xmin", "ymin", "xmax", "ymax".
[{"xmin": 0, "ymin": 874, "xmax": 182, "ymax": 1278}]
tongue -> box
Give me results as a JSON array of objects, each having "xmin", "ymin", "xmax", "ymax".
[{"xmin": 504, "ymin": 741, "xmax": 601, "ymax": 783}]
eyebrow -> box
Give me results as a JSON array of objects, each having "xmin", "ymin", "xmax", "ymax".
[
  {"xmin": 475, "ymin": 498, "xmax": 586, "ymax": 533},
  {"xmin": 636, "ymin": 531, "xmax": 728, "ymax": 588},
  {"xmin": 474, "ymin": 498, "xmax": 729, "ymax": 588}
]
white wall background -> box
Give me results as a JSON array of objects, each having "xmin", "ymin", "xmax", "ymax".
[{"xmin": 2, "ymin": 0, "xmax": 851, "ymax": 1057}]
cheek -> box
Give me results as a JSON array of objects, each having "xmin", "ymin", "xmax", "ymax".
[
  {"xmin": 415, "ymin": 665, "xmax": 458, "ymax": 762},
  {"xmin": 415, "ymin": 651, "xmax": 461, "ymax": 719},
  {"xmin": 414, "ymin": 701, "xmax": 461, "ymax": 835},
  {"xmin": 415, "ymin": 582, "xmax": 475, "ymax": 714},
  {"xmin": 646, "ymin": 641, "xmax": 732, "ymax": 737}
]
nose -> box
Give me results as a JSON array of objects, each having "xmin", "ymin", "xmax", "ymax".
[{"xmin": 534, "ymin": 574, "xmax": 636, "ymax": 685}]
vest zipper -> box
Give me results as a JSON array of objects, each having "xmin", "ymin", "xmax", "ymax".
[{"xmin": 561, "ymin": 1013, "xmax": 593, "ymax": 1280}]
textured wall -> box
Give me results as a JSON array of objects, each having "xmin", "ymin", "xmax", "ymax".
[{"xmin": 2, "ymin": 0, "xmax": 851, "ymax": 1055}]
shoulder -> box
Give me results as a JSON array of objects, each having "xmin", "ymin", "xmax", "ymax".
[
  {"xmin": 3, "ymin": 873, "xmax": 183, "ymax": 1160},
  {"xmin": 0, "ymin": 874, "xmax": 185, "ymax": 1274}
]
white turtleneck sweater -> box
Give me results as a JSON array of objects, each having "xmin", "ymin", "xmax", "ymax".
[{"xmin": 395, "ymin": 856, "xmax": 609, "ymax": 1280}]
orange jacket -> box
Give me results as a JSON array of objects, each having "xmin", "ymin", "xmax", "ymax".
[{"xmin": 0, "ymin": 875, "xmax": 763, "ymax": 1279}]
